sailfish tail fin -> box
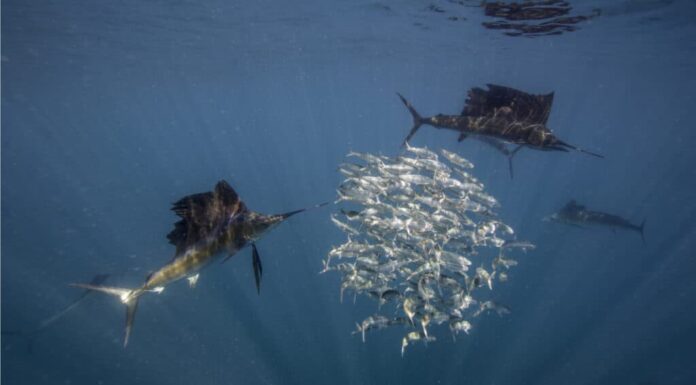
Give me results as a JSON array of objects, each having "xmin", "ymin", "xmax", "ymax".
[
  {"xmin": 397, "ymin": 93, "xmax": 425, "ymax": 146},
  {"xmin": 556, "ymin": 140, "xmax": 604, "ymax": 158},
  {"xmin": 639, "ymin": 219, "xmax": 647, "ymax": 244},
  {"xmin": 69, "ymin": 283, "xmax": 146, "ymax": 347}
]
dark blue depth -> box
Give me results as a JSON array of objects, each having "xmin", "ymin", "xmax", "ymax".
[{"xmin": 3, "ymin": 1, "xmax": 696, "ymax": 384}]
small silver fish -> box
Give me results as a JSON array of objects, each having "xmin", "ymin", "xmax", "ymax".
[
  {"xmin": 404, "ymin": 143, "xmax": 438, "ymax": 160},
  {"xmin": 401, "ymin": 331, "xmax": 436, "ymax": 357},
  {"xmin": 449, "ymin": 319, "xmax": 472, "ymax": 340},
  {"xmin": 441, "ymin": 149, "xmax": 474, "ymax": 169}
]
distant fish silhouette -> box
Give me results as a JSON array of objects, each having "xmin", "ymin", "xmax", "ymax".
[
  {"xmin": 71, "ymin": 180, "xmax": 327, "ymax": 347},
  {"xmin": 545, "ymin": 200, "xmax": 646, "ymax": 243}
]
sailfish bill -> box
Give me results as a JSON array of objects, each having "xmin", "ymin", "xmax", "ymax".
[
  {"xmin": 280, "ymin": 201, "xmax": 330, "ymax": 219},
  {"xmin": 554, "ymin": 140, "xmax": 604, "ymax": 158},
  {"xmin": 71, "ymin": 180, "xmax": 328, "ymax": 347}
]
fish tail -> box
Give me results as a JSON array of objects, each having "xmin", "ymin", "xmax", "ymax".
[
  {"xmin": 69, "ymin": 283, "xmax": 146, "ymax": 347},
  {"xmin": 397, "ymin": 93, "xmax": 425, "ymax": 146},
  {"xmin": 639, "ymin": 218, "xmax": 647, "ymax": 244}
]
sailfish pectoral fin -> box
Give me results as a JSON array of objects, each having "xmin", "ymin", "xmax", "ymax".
[
  {"xmin": 252, "ymin": 243, "xmax": 263, "ymax": 295},
  {"xmin": 508, "ymin": 145, "xmax": 523, "ymax": 179}
]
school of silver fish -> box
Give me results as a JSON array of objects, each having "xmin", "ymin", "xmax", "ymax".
[{"xmin": 323, "ymin": 144, "xmax": 534, "ymax": 356}]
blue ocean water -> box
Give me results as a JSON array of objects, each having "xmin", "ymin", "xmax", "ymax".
[{"xmin": 3, "ymin": 0, "xmax": 696, "ymax": 384}]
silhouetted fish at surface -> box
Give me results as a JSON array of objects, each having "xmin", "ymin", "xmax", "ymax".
[
  {"xmin": 545, "ymin": 200, "xmax": 646, "ymax": 243},
  {"xmin": 397, "ymin": 84, "xmax": 603, "ymax": 159},
  {"xmin": 71, "ymin": 180, "xmax": 326, "ymax": 347}
]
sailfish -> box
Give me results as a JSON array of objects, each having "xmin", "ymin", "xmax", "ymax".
[
  {"xmin": 397, "ymin": 84, "xmax": 603, "ymax": 176},
  {"xmin": 71, "ymin": 180, "xmax": 325, "ymax": 346},
  {"xmin": 545, "ymin": 200, "xmax": 646, "ymax": 243}
]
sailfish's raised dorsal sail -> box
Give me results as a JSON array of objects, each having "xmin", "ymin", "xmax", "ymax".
[
  {"xmin": 462, "ymin": 84, "xmax": 555, "ymax": 125},
  {"xmin": 167, "ymin": 180, "xmax": 247, "ymax": 254}
]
